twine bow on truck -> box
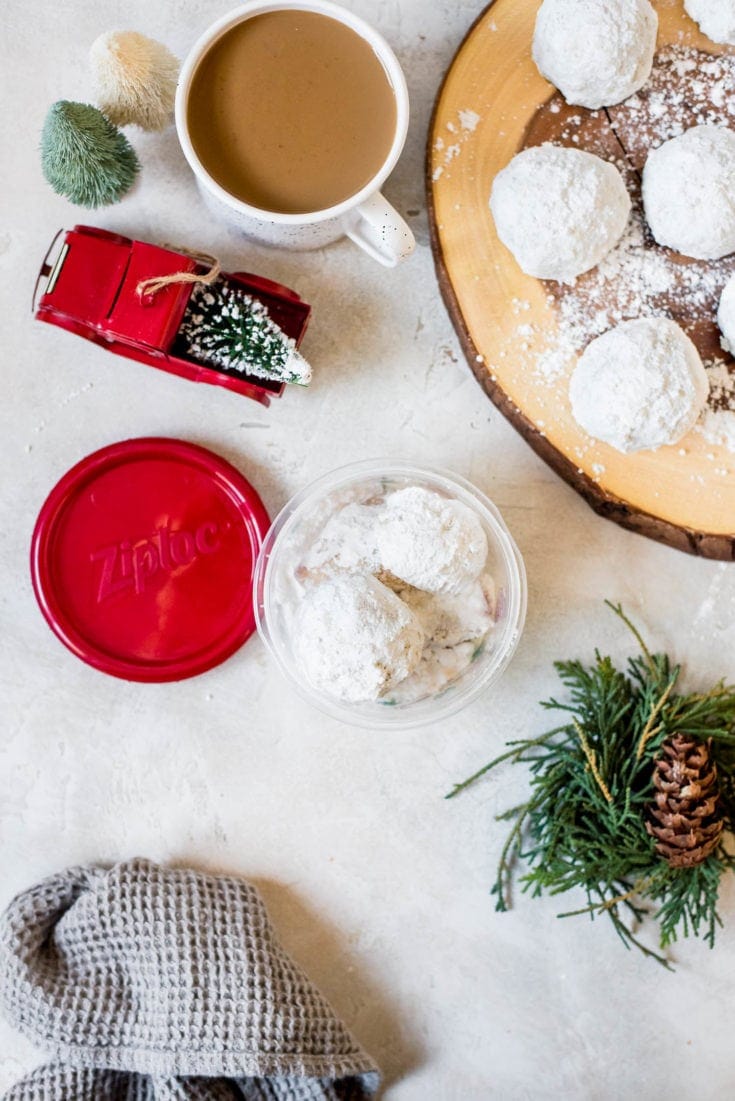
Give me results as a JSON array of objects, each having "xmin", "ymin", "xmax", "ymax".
[{"xmin": 136, "ymin": 246, "xmax": 221, "ymax": 300}]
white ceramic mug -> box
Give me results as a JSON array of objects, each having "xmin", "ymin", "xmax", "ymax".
[{"xmin": 175, "ymin": 0, "xmax": 415, "ymax": 267}]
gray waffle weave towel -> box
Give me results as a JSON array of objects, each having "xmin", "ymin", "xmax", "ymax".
[{"xmin": 0, "ymin": 859, "xmax": 380, "ymax": 1100}]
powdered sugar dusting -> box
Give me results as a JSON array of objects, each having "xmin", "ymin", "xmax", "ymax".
[
  {"xmin": 695, "ymin": 361, "xmax": 735, "ymax": 451},
  {"xmin": 533, "ymin": 202, "xmax": 734, "ymax": 382},
  {"xmin": 433, "ymin": 108, "xmax": 483, "ymax": 179},
  {"xmin": 459, "ymin": 109, "xmax": 481, "ymax": 132},
  {"xmin": 697, "ymin": 408, "xmax": 735, "ymax": 451},
  {"xmin": 610, "ymin": 46, "xmax": 735, "ymax": 161}
]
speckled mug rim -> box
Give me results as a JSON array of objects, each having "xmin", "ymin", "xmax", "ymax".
[{"xmin": 175, "ymin": 0, "xmax": 410, "ymax": 225}]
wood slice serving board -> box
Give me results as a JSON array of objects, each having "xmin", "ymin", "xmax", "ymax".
[{"xmin": 427, "ymin": 0, "xmax": 735, "ymax": 558}]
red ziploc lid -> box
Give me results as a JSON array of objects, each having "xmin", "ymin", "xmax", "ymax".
[{"xmin": 30, "ymin": 438, "xmax": 270, "ymax": 682}]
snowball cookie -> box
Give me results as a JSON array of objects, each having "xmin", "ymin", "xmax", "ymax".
[
  {"xmin": 489, "ymin": 144, "xmax": 631, "ymax": 283},
  {"xmin": 376, "ymin": 486, "xmax": 488, "ymax": 595},
  {"xmin": 532, "ymin": 0, "xmax": 657, "ymax": 110},
  {"xmin": 717, "ymin": 274, "xmax": 735, "ymax": 355},
  {"xmin": 684, "ymin": 0, "xmax": 735, "ymax": 46},
  {"xmin": 294, "ymin": 574, "xmax": 424, "ymax": 703},
  {"xmin": 303, "ymin": 503, "xmax": 383, "ymax": 575},
  {"xmin": 569, "ymin": 318, "xmax": 709, "ymax": 453},
  {"xmin": 642, "ymin": 126, "xmax": 735, "ymax": 260}
]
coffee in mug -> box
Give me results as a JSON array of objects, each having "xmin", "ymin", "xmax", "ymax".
[{"xmin": 186, "ymin": 9, "xmax": 398, "ymax": 216}]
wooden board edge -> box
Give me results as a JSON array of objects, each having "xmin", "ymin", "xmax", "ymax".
[{"xmin": 424, "ymin": 0, "xmax": 735, "ymax": 562}]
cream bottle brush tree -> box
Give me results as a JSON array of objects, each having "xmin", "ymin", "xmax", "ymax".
[{"xmin": 89, "ymin": 30, "xmax": 180, "ymax": 131}]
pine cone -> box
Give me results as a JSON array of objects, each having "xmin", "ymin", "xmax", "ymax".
[{"xmin": 646, "ymin": 734, "xmax": 723, "ymax": 868}]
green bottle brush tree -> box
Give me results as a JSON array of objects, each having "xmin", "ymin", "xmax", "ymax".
[
  {"xmin": 41, "ymin": 101, "xmax": 139, "ymax": 208},
  {"xmin": 448, "ymin": 603, "xmax": 735, "ymax": 968},
  {"xmin": 178, "ymin": 280, "xmax": 312, "ymax": 387}
]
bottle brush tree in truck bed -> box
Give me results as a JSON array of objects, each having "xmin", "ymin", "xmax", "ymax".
[{"xmin": 178, "ymin": 279, "xmax": 311, "ymax": 386}]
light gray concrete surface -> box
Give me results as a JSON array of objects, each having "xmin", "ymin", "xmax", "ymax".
[{"xmin": 3, "ymin": 1, "xmax": 735, "ymax": 1098}]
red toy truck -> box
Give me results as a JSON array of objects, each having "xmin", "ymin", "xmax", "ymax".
[{"xmin": 34, "ymin": 225, "xmax": 312, "ymax": 406}]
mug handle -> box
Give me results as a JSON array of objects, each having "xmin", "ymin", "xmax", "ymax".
[{"xmin": 346, "ymin": 192, "xmax": 416, "ymax": 267}]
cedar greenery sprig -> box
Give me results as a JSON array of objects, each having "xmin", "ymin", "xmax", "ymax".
[{"xmin": 448, "ymin": 602, "xmax": 735, "ymax": 968}]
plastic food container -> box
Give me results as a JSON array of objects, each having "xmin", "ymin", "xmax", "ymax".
[{"xmin": 253, "ymin": 459, "xmax": 527, "ymax": 729}]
